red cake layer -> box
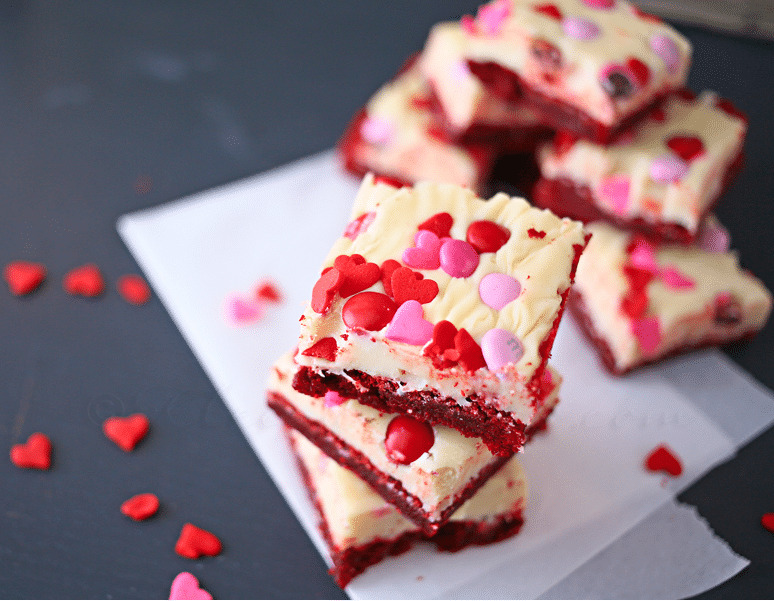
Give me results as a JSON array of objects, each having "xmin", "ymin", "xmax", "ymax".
[
  {"xmin": 532, "ymin": 149, "xmax": 745, "ymax": 244},
  {"xmin": 268, "ymin": 391, "xmax": 511, "ymax": 535}
]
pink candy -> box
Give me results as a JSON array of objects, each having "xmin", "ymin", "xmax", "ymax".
[
  {"xmin": 650, "ymin": 34, "xmax": 681, "ymax": 75},
  {"xmin": 697, "ymin": 221, "xmax": 731, "ymax": 253},
  {"xmin": 226, "ymin": 296, "xmax": 263, "ymax": 324},
  {"xmin": 169, "ymin": 572, "xmax": 212, "ymax": 601},
  {"xmin": 629, "ymin": 239, "xmax": 658, "ymax": 273},
  {"xmin": 360, "ymin": 116, "xmax": 394, "ymax": 145},
  {"xmin": 631, "ymin": 317, "xmax": 661, "ymax": 354},
  {"xmin": 385, "ymin": 300, "xmax": 434, "ymax": 346},
  {"xmin": 600, "ymin": 175, "xmax": 631, "ymax": 215},
  {"xmin": 562, "ymin": 17, "xmax": 600, "ymax": 40},
  {"xmin": 476, "ymin": 0, "xmax": 511, "ymax": 36},
  {"xmin": 403, "ymin": 230, "xmax": 441, "ymax": 270},
  {"xmin": 660, "ymin": 266, "xmax": 695, "ymax": 290},
  {"xmin": 479, "ymin": 273, "xmax": 521, "ymax": 310},
  {"xmin": 324, "ymin": 391, "xmax": 346, "ymax": 408},
  {"xmin": 649, "ymin": 154, "xmax": 688, "ymax": 183},
  {"xmin": 440, "ymin": 239, "xmax": 479, "ymax": 278},
  {"xmin": 481, "ymin": 328, "xmax": 524, "ymax": 371}
]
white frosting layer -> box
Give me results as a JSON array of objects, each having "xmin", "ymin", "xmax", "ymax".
[
  {"xmin": 290, "ymin": 429, "xmax": 527, "ymax": 549},
  {"xmin": 574, "ymin": 220, "xmax": 772, "ymax": 372},
  {"xmin": 538, "ymin": 92, "xmax": 747, "ymax": 234},
  {"xmin": 296, "ymin": 176, "xmax": 586, "ymax": 419}
]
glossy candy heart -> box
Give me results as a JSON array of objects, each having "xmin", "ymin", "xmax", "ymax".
[
  {"xmin": 660, "ymin": 266, "xmax": 695, "ymax": 290},
  {"xmin": 10, "ymin": 433, "xmax": 52, "ymax": 470},
  {"xmin": 390, "ymin": 267, "xmax": 438, "ymax": 305},
  {"xmin": 342, "ymin": 292, "xmax": 397, "ymax": 331},
  {"xmin": 418, "ymin": 212, "xmax": 453, "ymax": 238},
  {"xmin": 761, "ymin": 513, "xmax": 774, "ymax": 533},
  {"xmin": 534, "ymin": 3, "xmax": 562, "ymax": 19},
  {"xmin": 311, "ymin": 268, "xmax": 343, "ymax": 314},
  {"xmin": 103, "ymin": 414, "xmax": 150, "ymax": 452},
  {"xmin": 479, "ymin": 273, "xmax": 521, "ymax": 310},
  {"xmin": 466, "ymin": 220, "xmax": 511, "ymax": 253},
  {"xmin": 385, "ymin": 300, "xmax": 434, "ymax": 346},
  {"xmin": 644, "ymin": 444, "xmax": 682, "ymax": 476},
  {"xmin": 562, "ymin": 16, "xmax": 600, "ymax": 41},
  {"xmin": 697, "ymin": 220, "xmax": 730, "ymax": 253},
  {"xmin": 440, "ymin": 239, "xmax": 479, "ymax": 278},
  {"xmin": 481, "ymin": 328, "xmax": 524, "ymax": 371},
  {"xmin": 169, "ymin": 572, "xmax": 213, "ymax": 601},
  {"xmin": 650, "ymin": 34, "xmax": 681, "ymax": 74},
  {"xmin": 121, "ymin": 493, "xmax": 160, "ymax": 521},
  {"xmin": 628, "ymin": 238, "xmax": 658, "ymax": 273},
  {"xmin": 175, "ymin": 524, "xmax": 222, "ymax": 559},
  {"xmin": 360, "ymin": 116, "xmax": 394, "ymax": 145},
  {"xmin": 63, "ymin": 263, "xmax": 105, "ymax": 297},
  {"xmin": 333, "ymin": 254, "xmax": 381, "ymax": 298},
  {"xmin": 403, "ymin": 230, "xmax": 441, "ymax": 270},
  {"xmin": 476, "ymin": 0, "xmax": 511, "ymax": 35},
  {"xmin": 324, "ymin": 391, "xmax": 346, "ymax": 408},
  {"xmin": 4, "ymin": 261, "xmax": 46, "ymax": 295}
]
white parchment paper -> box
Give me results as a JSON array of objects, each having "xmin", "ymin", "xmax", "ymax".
[{"xmin": 117, "ymin": 151, "xmax": 772, "ymax": 599}]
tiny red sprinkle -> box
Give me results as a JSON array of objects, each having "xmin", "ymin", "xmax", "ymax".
[
  {"xmin": 10, "ymin": 433, "xmax": 52, "ymax": 470},
  {"xmin": 63, "ymin": 264, "xmax": 105, "ymax": 297},
  {"xmin": 117, "ymin": 274, "xmax": 151, "ymax": 305},
  {"xmin": 103, "ymin": 414, "xmax": 150, "ymax": 452},
  {"xmin": 121, "ymin": 493, "xmax": 160, "ymax": 521},
  {"xmin": 644, "ymin": 444, "xmax": 683, "ymax": 476},
  {"xmin": 761, "ymin": 513, "xmax": 774, "ymax": 533},
  {"xmin": 4, "ymin": 261, "xmax": 46, "ymax": 295},
  {"xmin": 385, "ymin": 416, "xmax": 435, "ymax": 465},
  {"xmin": 175, "ymin": 523, "xmax": 222, "ymax": 559},
  {"xmin": 255, "ymin": 280, "xmax": 282, "ymax": 303}
]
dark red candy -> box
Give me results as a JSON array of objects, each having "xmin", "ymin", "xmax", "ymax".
[
  {"xmin": 390, "ymin": 267, "xmax": 438, "ymax": 306},
  {"xmin": 301, "ymin": 337, "xmax": 338, "ymax": 361},
  {"xmin": 761, "ymin": 513, "xmax": 774, "ymax": 533},
  {"xmin": 466, "ymin": 220, "xmax": 511, "ymax": 254},
  {"xmin": 454, "ymin": 328, "xmax": 487, "ymax": 372},
  {"xmin": 311, "ymin": 268, "xmax": 343, "ymax": 314},
  {"xmin": 121, "ymin": 493, "xmax": 160, "ymax": 521},
  {"xmin": 380, "ymin": 259, "xmax": 402, "ymax": 298},
  {"xmin": 384, "ymin": 415, "xmax": 435, "ymax": 465},
  {"xmin": 342, "ymin": 292, "xmax": 397, "ymax": 331},
  {"xmin": 334, "ymin": 254, "xmax": 381, "ymax": 298},
  {"xmin": 418, "ymin": 212, "xmax": 454, "ymax": 238},
  {"xmin": 666, "ymin": 135, "xmax": 705, "ymax": 162},
  {"xmin": 534, "ymin": 3, "xmax": 562, "ymax": 20},
  {"xmin": 626, "ymin": 57, "xmax": 651, "ymax": 87},
  {"xmin": 644, "ymin": 444, "xmax": 683, "ymax": 476},
  {"xmin": 4, "ymin": 261, "xmax": 46, "ymax": 295}
]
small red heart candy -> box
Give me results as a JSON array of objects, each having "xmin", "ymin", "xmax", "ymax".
[
  {"xmin": 121, "ymin": 493, "xmax": 160, "ymax": 521},
  {"xmin": 626, "ymin": 57, "xmax": 651, "ymax": 87},
  {"xmin": 666, "ymin": 135, "xmax": 705, "ymax": 162},
  {"xmin": 300, "ymin": 337, "xmax": 338, "ymax": 361},
  {"xmin": 255, "ymin": 280, "xmax": 282, "ymax": 303},
  {"xmin": 380, "ymin": 259, "xmax": 402, "ymax": 298},
  {"xmin": 466, "ymin": 221, "xmax": 511, "ymax": 254},
  {"xmin": 385, "ymin": 416, "xmax": 435, "ymax": 464},
  {"xmin": 423, "ymin": 320, "xmax": 459, "ymax": 369},
  {"xmin": 390, "ymin": 267, "xmax": 439, "ymax": 306},
  {"xmin": 454, "ymin": 328, "xmax": 487, "ymax": 372},
  {"xmin": 103, "ymin": 414, "xmax": 150, "ymax": 452},
  {"xmin": 418, "ymin": 212, "xmax": 454, "ymax": 238},
  {"xmin": 117, "ymin": 274, "xmax": 151, "ymax": 305},
  {"xmin": 4, "ymin": 261, "xmax": 46, "ymax": 295},
  {"xmin": 644, "ymin": 444, "xmax": 682, "ymax": 476},
  {"xmin": 342, "ymin": 292, "xmax": 397, "ymax": 331},
  {"xmin": 333, "ymin": 254, "xmax": 381, "ymax": 298},
  {"xmin": 10, "ymin": 433, "xmax": 52, "ymax": 470},
  {"xmin": 761, "ymin": 513, "xmax": 774, "ymax": 533},
  {"xmin": 175, "ymin": 523, "xmax": 222, "ymax": 559},
  {"xmin": 534, "ymin": 3, "xmax": 562, "ymax": 20},
  {"xmin": 64, "ymin": 264, "xmax": 105, "ymax": 297},
  {"xmin": 311, "ymin": 267, "xmax": 343, "ymax": 314}
]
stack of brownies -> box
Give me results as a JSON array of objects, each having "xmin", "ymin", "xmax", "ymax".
[
  {"xmin": 339, "ymin": 0, "xmax": 772, "ymax": 374},
  {"xmin": 267, "ymin": 174, "xmax": 589, "ymax": 586}
]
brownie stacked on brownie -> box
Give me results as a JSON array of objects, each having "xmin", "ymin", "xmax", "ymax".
[{"xmin": 267, "ymin": 175, "xmax": 588, "ymax": 586}]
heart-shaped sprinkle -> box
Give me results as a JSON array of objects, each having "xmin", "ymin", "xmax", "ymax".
[
  {"xmin": 385, "ymin": 300, "xmax": 434, "ymax": 346},
  {"xmin": 454, "ymin": 329, "xmax": 487, "ymax": 372},
  {"xmin": 660, "ymin": 266, "xmax": 695, "ymax": 290},
  {"xmin": 334, "ymin": 254, "xmax": 381, "ymax": 298},
  {"xmin": 390, "ymin": 267, "xmax": 438, "ymax": 305},
  {"xmin": 324, "ymin": 391, "xmax": 346, "ymax": 408},
  {"xmin": 360, "ymin": 116, "xmax": 394, "ymax": 145},
  {"xmin": 697, "ymin": 220, "xmax": 730, "ymax": 253},
  {"xmin": 649, "ymin": 34, "xmax": 681, "ymax": 74},
  {"xmin": 479, "ymin": 273, "xmax": 521, "ymax": 310},
  {"xmin": 343, "ymin": 212, "xmax": 376, "ymax": 240},
  {"xmin": 384, "ymin": 416, "xmax": 435, "ymax": 464},
  {"xmin": 562, "ymin": 16, "xmax": 600, "ymax": 41},
  {"xmin": 117, "ymin": 274, "xmax": 151, "ymax": 305},
  {"xmin": 649, "ymin": 154, "xmax": 688, "ymax": 183},
  {"xmin": 481, "ymin": 328, "xmax": 524, "ymax": 371},
  {"xmin": 440, "ymin": 239, "xmax": 479, "ymax": 278},
  {"xmin": 175, "ymin": 523, "xmax": 222, "ymax": 559},
  {"xmin": 626, "ymin": 57, "xmax": 651, "ymax": 87},
  {"xmin": 466, "ymin": 220, "xmax": 511, "ymax": 253},
  {"xmin": 582, "ymin": 0, "xmax": 615, "ymax": 8},
  {"xmin": 534, "ymin": 3, "xmax": 562, "ymax": 20},
  {"xmin": 226, "ymin": 296, "xmax": 263, "ymax": 324},
  {"xmin": 527, "ymin": 228, "xmax": 546, "ymax": 239},
  {"xmin": 255, "ymin": 280, "xmax": 282, "ymax": 303},
  {"xmin": 600, "ymin": 175, "xmax": 631, "ymax": 215},
  {"xmin": 169, "ymin": 572, "xmax": 213, "ymax": 601},
  {"xmin": 476, "ymin": 0, "xmax": 511, "ymax": 35},
  {"xmin": 311, "ymin": 268, "xmax": 343, "ymax": 314},
  {"xmin": 301, "ymin": 337, "xmax": 338, "ymax": 361},
  {"xmin": 380, "ymin": 259, "xmax": 402, "ymax": 298},
  {"xmin": 342, "ymin": 291, "xmax": 397, "ymax": 331},
  {"xmin": 666, "ymin": 135, "xmax": 705, "ymax": 162},
  {"xmin": 4, "ymin": 261, "xmax": 46, "ymax": 295},
  {"xmin": 403, "ymin": 230, "xmax": 441, "ymax": 270},
  {"xmin": 631, "ymin": 316, "xmax": 661, "ymax": 354},
  {"xmin": 103, "ymin": 414, "xmax": 150, "ymax": 452},
  {"xmin": 63, "ymin": 263, "xmax": 105, "ymax": 297},
  {"xmin": 418, "ymin": 212, "xmax": 454, "ymax": 238},
  {"xmin": 644, "ymin": 444, "xmax": 682, "ymax": 476},
  {"xmin": 121, "ymin": 493, "xmax": 160, "ymax": 521},
  {"xmin": 423, "ymin": 320, "xmax": 460, "ymax": 369},
  {"xmin": 761, "ymin": 513, "xmax": 774, "ymax": 533},
  {"xmin": 10, "ymin": 433, "xmax": 52, "ymax": 470},
  {"xmin": 632, "ymin": 4, "xmax": 662, "ymax": 22}
]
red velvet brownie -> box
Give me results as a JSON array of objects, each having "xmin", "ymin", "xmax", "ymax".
[
  {"xmin": 287, "ymin": 428, "xmax": 527, "ymax": 588},
  {"xmin": 293, "ymin": 175, "xmax": 588, "ymax": 455},
  {"xmin": 572, "ymin": 220, "xmax": 773, "ymax": 374},
  {"xmin": 269, "ymin": 351, "xmax": 559, "ymax": 534},
  {"xmin": 535, "ymin": 91, "xmax": 747, "ymax": 243},
  {"xmin": 421, "ymin": 0, "xmax": 692, "ymax": 143}
]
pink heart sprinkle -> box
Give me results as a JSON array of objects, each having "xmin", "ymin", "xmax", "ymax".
[
  {"xmin": 226, "ymin": 296, "xmax": 263, "ymax": 324},
  {"xmin": 660, "ymin": 266, "xmax": 695, "ymax": 290},
  {"xmin": 697, "ymin": 221, "xmax": 731, "ymax": 253},
  {"xmin": 562, "ymin": 16, "xmax": 601, "ymax": 41},
  {"xmin": 360, "ymin": 116, "xmax": 394, "ymax": 145},
  {"xmin": 385, "ymin": 300, "xmax": 434, "ymax": 346},
  {"xmin": 440, "ymin": 239, "xmax": 479, "ymax": 278},
  {"xmin": 481, "ymin": 328, "xmax": 523, "ymax": 371},
  {"xmin": 600, "ymin": 175, "xmax": 631, "ymax": 216},
  {"xmin": 650, "ymin": 34, "xmax": 680, "ymax": 75},
  {"xmin": 629, "ymin": 239, "xmax": 659, "ymax": 273},
  {"xmin": 649, "ymin": 154, "xmax": 688, "ymax": 183},
  {"xmin": 479, "ymin": 273, "xmax": 521, "ymax": 310},
  {"xmin": 477, "ymin": 0, "xmax": 511, "ymax": 35},
  {"xmin": 169, "ymin": 572, "xmax": 213, "ymax": 601},
  {"xmin": 324, "ymin": 391, "xmax": 346, "ymax": 408},
  {"xmin": 403, "ymin": 230, "xmax": 441, "ymax": 270},
  {"xmin": 631, "ymin": 317, "xmax": 661, "ymax": 354}
]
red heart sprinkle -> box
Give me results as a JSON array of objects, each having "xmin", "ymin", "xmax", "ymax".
[
  {"xmin": 103, "ymin": 414, "xmax": 150, "ymax": 452},
  {"xmin": 666, "ymin": 135, "xmax": 705, "ymax": 162},
  {"xmin": 311, "ymin": 268, "xmax": 343, "ymax": 314},
  {"xmin": 761, "ymin": 513, "xmax": 774, "ymax": 533},
  {"xmin": 390, "ymin": 267, "xmax": 439, "ymax": 306},
  {"xmin": 342, "ymin": 292, "xmax": 397, "ymax": 331},
  {"xmin": 10, "ymin": 433, "xmax": 52, "ymax": 470},
  {"xmin": 385, "ymin": 416, "xmax": 435, "ymax": 465},
  {"xmin": 418, "ymin": 212, "xmax": 454, "ymax": 238},
  {"xmin": 527, "ymin": 228, "xmax": 546, "ymax": 239},
  {"xmin": 333, "ymin": 254, "xmax": 381, "ymax": 298},
  {"xmin": 255, "ymin": 280, "xmax": 283, "ymax": 303},
  {"xmin": 117, "ymin": 274, "xmax": 151, "ymax": 305},
  {"xmin": 4, "ymin": 261, "xmax": 46, "ymax": 295},
  {"xmin": 466, "ymin": 220, "xmax": 511, "ymax": 253},
  {"xmin": 454, "ymin": 328, "xmax": 487, "ymax": 372},
  {"xmin": 622, "ymin": 264, "xmax": 656, "ymax": 290},
  {"xmin": 121, "ymin": 493, "xmax": 160, "ymax": 521},
  {"xmin": 534, "ymin": 3, "xmax": 562, "ymax": 20},
  {"xmin": 644, "ymin": 444, "xmax": 683, "ymax": 476},
  {"xmin": 380, "ymin": 259, "xmax": 402, "ymax": 298},
  {"xmin": 343, "ymin": 211, "xmax": 376, "ymax": 240},
  {"xmin": 175, "ymin": 523, "xmax": 222, "ymax": 559},
  {"xmin": 423, "ymin": 320, "xmax": 459, "ymax": 369},
  {"xmin": 300, "ymin": 337, "xmax": 338, "ymax": 361},
  {"xmin": 626, "ymin": 57, "xmax": 651, "ymax": 87},
  {"xmin": 63, "ymin": 263, "xmax": 105, "ymax": 297}
]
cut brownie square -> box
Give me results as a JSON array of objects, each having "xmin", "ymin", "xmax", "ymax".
[
  {"xmin": 269, "ymin": 351, "xmax": 559, "ymax": 534},
  {"xmin": 287, "ymin": 427, "xmax": 527, "ymax": 588},
  {"xmin": 534, "ymin": 91, "xmax": 747, "ymax": 243},
  {"xmin": 421, "ymin": 0, "xmax": 692, "ymax": 143},
  {"xmin": 293, "ymin": 175, "xmax": 588, "ymax": 455},
  {"xmin": 572, "ymin": 220, "xmax": 772, "ymax": 374}
]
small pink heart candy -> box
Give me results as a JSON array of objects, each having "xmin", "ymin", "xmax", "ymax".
[
  {"xmin": 600, "ymin": 175, "xmax": 631, "ymax": 215},
  {"xmin": 226, "ymin": 296, "xmax": 263, "ymax": 324},
  {"xmin": 477, "ymin": 0, "xmax": 511, "ymax": 35},
  {"xmin": 360, "ymin": 116, "xmax": 394, "ymax": 145},
  {"xmin": 481, "ymin": 328, "xmax": 523, "ymax": 371},
  {"xmin": 631, "ymin": 316, "xmax": 661, "ymax": 354},
  {"xmin": 697, "ymin": 221, "xmax": 730, "ymax": 253},
  {"xmin": 169, "ymin": 572, "xmax": 213, "ymax": 601},
  {"xmin": 660, "ymin": 266, "xmax": 695, "ymax": 290},
  {"xmin": 324, "ymin": 391, "xmax": 346, "ymax": 408},
  {"xmin": 385, "ymin": 300, "xmax": 434, "ymax": 346},
  {"xmin": 562, "ymin": 16, "xmax": 600, "ymax": 40},
  {"xmin": 649, "ymin": 154, "xmax": 688, "ymax": 183},
  {"xmin": 403, "ymin": 230, "xmax": 441, "ymax": 270},
  {"xmin": 479, "ymin": 273, "xmax": 521, "ymax": 310},
  {"xmin": 629, "ymin": 239, "xmax": 658, "ymax": 273},
  {"xmin": 650, "ymin": 34, "xmax": 681, "ymax": 74},
  {"xmin": 440, "ymin": 239, "xmax": 479, "ymax": 278}
]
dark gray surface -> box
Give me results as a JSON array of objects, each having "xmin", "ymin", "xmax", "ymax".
[{"xmin": 0, "ymin": 2, "xmax": 772, "ymax": 598}]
